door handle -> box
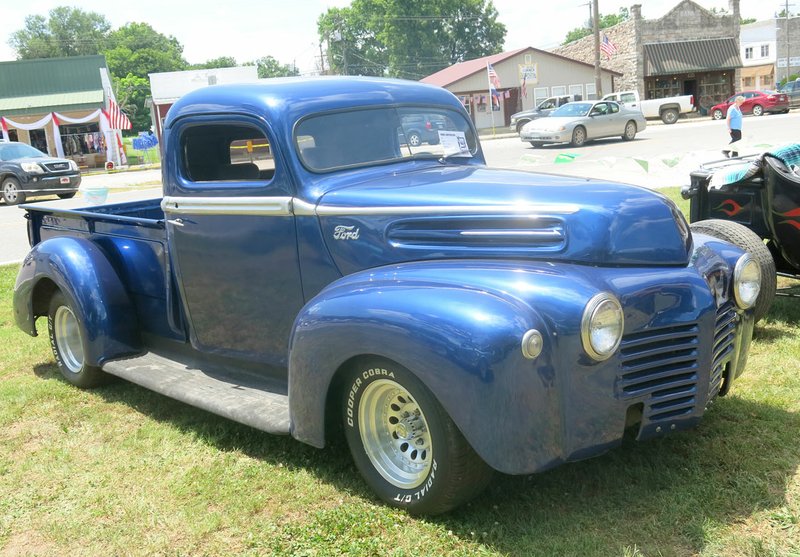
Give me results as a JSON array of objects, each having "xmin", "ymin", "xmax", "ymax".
[{"xmin": 168, "ymin": 218, "xmax": 185, "ymax": 227}]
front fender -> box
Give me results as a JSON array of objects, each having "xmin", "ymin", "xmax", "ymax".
[
  {"xmin": 13, "ymin": 236, "xmax": 141, "ymax": 366},
  {"xmin": 289, "ymin": 261, "xmax": 599, "ymax": 474}
]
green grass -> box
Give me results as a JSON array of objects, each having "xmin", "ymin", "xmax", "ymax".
[{"xmin": 1, "ymin": 191, "xmax": 799, "ymax": 556}]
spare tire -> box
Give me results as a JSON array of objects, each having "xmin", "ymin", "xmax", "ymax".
[{"xmin": 690, "ymin": 219, "xmax": 776, "ymax": 322}]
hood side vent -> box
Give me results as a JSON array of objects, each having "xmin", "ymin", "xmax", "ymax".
[{"xmin": 386, "ymin": 215, "xmax": 566, "ymax": 251}]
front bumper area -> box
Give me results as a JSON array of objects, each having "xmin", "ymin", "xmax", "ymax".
[
  {"xmin": 20, "ymin": 172, "xmax": 81, "ymax": 194},
  {"xmin": 519, "ymin": 129, "xmax": 570, "ymax": 144}
]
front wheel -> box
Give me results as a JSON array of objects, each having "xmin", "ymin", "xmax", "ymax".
[
  {"xmin": 712, "ymin": 109, "xmax": 724, "ymax": 120},
  {"xmin": 689, "ymin": 220, "xmax": 776, "ymax": 323},
  {"xmin": 516, "ymin": 120, "xmax": 530, "ymax": 134},
  {"xmin": 752, "ymin": 104, "xmax": 764, "ymax": 116},
  {"xmin": 622, "ymin": 121, "xmax": 637, "ymax": 141},
  {"xmin": 342, "ymin": 359, "xmax": 492, "ymax": 515},
  {"xmin": 48, "ymin": 291, "xmax": 109, "ymax": 388},
  {"xmin": 58, "ymin": 192, "xmax": 77, "ymax": 200},
  {"xmin": 2, "ymin": 177, "xmax": 26, "ymax": 205},
  {"xmin": 570, "ymin": 126, "xmax": 586, "ymax": 147},
  {"xmin": 661, "ymin": 108, "xmax": 679, "ymax": 124},
  {"xmin": 529, "ymin": 141, "xmax": 544, "ymax": 148}
]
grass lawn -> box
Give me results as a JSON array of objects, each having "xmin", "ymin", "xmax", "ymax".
[{"xmin": 1, "ymin": 187, "xmax": 798, "ymax": 556}]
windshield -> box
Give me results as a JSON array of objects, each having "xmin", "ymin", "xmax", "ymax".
[
  {"xmin": 0, "ymin": 142, "xmax": 47, "ymax": 161},
  {"xmin": 550, "ymin": 103, "xmax": 593, "ymax": 117},
  {"xmin": 295, "ymin": 106, "xmax": 477, "ymax": 172}
]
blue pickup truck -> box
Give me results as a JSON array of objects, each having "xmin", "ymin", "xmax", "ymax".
[{"xmin": 13, "ymin": 77, "xmax": 760, "ymax": 515}]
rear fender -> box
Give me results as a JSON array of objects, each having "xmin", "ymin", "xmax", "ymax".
[{"xmin": 13, "ymin": 236, "xmax": 141, "ymax": 366}]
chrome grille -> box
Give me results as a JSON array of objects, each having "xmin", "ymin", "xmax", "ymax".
[
  {"xmin": 709, "ymin": 302, "xmax": 737, "ymax": 401},
  {"xmin": 42, "ymin": 161, "xmax": 71, "ymax": 172},
  {"xmin": 618, "ymin": 322, "xmax": 700, "ymax": 422}
]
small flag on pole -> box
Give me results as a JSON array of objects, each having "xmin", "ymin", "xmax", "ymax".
[
  {"xmin": 106, "ymin": 98, "xmax": 132, "ymax": 130},
  {"xmin": 600, "ymin": 34, "xmax": 618, "ymax": 59}
]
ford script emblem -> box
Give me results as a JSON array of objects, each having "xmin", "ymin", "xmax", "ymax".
[{"xmin": 333, "ymin": 225, "xmax": 360, "ymax": 240}]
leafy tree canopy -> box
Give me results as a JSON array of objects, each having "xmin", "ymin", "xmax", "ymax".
[
  {"xmin": 113, "ymin": 74, "xmax": 151, "ymax": 131},
  {"xmin": 250, "ymin": 56, "xmax": 300, "ymax": 78},
  {"xmin": 9, "ymin": 7, "xmax": 111, "ymax": 59},
  {"xmin": 104, "ymin": 22, "xmax": 188, "ymax": 79},
  {"xmin": 191, "ymin": 57, "xmax": 239, "ymax": 70},
  {"xmin": 562, "ymin": 8, "xmax": 629, "ymax": 45},
  {"xmin": 318, "ymin": 0, "xmax": 506, "ymax": 79}
]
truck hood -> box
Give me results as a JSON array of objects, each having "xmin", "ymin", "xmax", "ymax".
[{"xmin": 314, "ymin": 165, "xmax": 691, "ymax": 275}]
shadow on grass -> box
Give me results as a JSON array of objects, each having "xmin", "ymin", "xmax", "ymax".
[{"xmin": 32, "ymin": 360, "xmax": 799, "ymax": 556}]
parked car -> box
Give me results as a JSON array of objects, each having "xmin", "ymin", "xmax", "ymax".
[
  {"xmin": 399, "ymin": 113, "xmax": 447, "ymax": 146},
  {"xmin": 508, "ymin": 95, "xmax": 575, "ymax": 134},
  {"xmin": 602, "ymin": 90, "xmax": 695, "ymax": 124},
  {"xmin": 681, "ymin": 143, "xmax": 800, "ymax": 321},
  {"xmin": 709, "ymin": 90, "xmax": 790, "ymax": 120},
  {"xmin": 519, "ymin": 100, "xmax": 647, "ymax": 147},
  {"xmin": 778, "ymin": 79, "xmax": 800, "ymax": 108},
  {"xmin": 0, "ymin": 141, "xmax": 81, "ymax": 205},
  {"xmin": 13, "ymin": 78, "xmax": 759, "ymax": 516}
]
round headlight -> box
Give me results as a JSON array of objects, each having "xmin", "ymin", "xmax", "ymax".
[
  {"xmin": 581, "ymin": 293, "xmax": 624, "ymax": 361},
  {"xmin": 734, "ymin": 255, "xmax": 761, "ymax": 310}
]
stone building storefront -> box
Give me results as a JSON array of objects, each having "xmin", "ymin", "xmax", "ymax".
[{"xmin": 553, "ymin": 1, "xmax": 742, "ymax": 115}]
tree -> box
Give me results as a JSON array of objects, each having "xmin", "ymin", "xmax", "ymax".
[
  {"xmin": 318, "ymin": 0, "xmax": 506, "ymax": 79},
  {"xmin": 113, "ymin": 74, "xmax": 151, "ymax": 131},
  {"xmin": 104, "ymin": 22, "xmax": 188, "ymax": 80},
  {"xmin": 562, "ymin": 8, "xmax": 629, "ymax": 45},
  {"xmin": 9, "ymin": 6, "xmax": 111, "ymax": 59},
  {"xmin": 191, "ymin": 57, "xmax": 239, "ymax": 70},
  {"xmin": 250, "ymin": 56, "xmax": 300, "ymax": 78}
]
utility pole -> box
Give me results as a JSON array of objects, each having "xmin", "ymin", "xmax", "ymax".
[
  {"xmin": 593, "ymin": 0, "xmax": 602, "ymax": 97},
  {"xmin": 785, "ymin": 0, "xmax": 792, "ymax": 82}
]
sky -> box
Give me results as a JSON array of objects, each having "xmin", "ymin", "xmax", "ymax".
[{"xmin": 0, "ymin": 1, "xmax": 779, "ymax": 76}]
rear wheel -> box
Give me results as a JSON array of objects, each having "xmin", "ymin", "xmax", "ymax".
[
  {"xmin": 2, "ymin": 177, "xmax": 25, "ymax": 205},
  {"xmin": 570, "ymin": 126, "xmax": 587, "ymax": 147},
  {"xmin": 622, "ymin": 121, "xmax": 637, "ymax": 141},
  {"xmin": 48, "ymin": 291, "xmax": 109, "ymax": 388},
  {"xmin": 752, "ymin": 104, "xmax": 764, "ymax": 116},
  {"xmin": 661, "ymin": 108, "xmax": 679, "ymax": 124},
  {"xmin": 690, "ymin": 219, "xmax": 776, "ymax": 322},
  {"xmin": 407, "ymin": 132, "xmax": 422, "ymax": 147},
  {"xmin": 342, "ymin": 358, "xmax": 492, "ymax": 515}
]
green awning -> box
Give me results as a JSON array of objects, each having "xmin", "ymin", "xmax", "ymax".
[
  {"xmin": 0, "ymin": 90, "xmax": 104, "ymax": 116},
  {"xmin": 644, "ymin": 38, "xmax": 742, "ymax": 76}
]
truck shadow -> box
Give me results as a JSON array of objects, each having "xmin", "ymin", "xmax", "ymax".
[{"xmin": 32, "ymin": 361, "xmax": 799, "ymax": 557}]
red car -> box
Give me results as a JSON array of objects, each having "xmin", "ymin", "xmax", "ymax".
[{"xmin": 710, "ymin": 90, "xmax": 790, "ymax": 120}]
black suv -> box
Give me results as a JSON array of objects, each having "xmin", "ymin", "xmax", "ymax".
[
  {"xmin": 399, "ymin": 114, "xmax": 447, "ymax": 147},
  {"xmin": 0, "ymin": 141, "xmax": 81, "ymax": 205},
  {"xmin": 779, "ymin": 79, "xmax": 800, "ymax": 108}
]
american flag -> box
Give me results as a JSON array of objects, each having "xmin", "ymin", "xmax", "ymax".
[
  {"xmin": 106, "ymin": 97, "xmax": 132, "ymax": 130},
  {"xmin": 487, "ymin": 63, "xmax": 501, "ymax": 89},
  {"xmin": 600, "ymin": 34, "xmax": 618, "ymax": 59}
]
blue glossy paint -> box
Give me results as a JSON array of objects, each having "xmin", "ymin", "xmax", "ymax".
[
  {"xmin": 14, "ymin": 77, "xmax": 757, "ymax": 477},
  {"xmin": 13, "ymin": 236, "xmax": 141, "ymax": 365}
]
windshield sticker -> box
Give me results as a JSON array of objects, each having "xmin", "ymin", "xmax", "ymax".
[{"xmin": 438, "ymin": 131, "xmax": 472, "ymax": 158}]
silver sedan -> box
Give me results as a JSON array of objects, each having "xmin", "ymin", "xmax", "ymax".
[{"xmin": 519, "ymin": 100, "xmax": 647, "ymax": 148}]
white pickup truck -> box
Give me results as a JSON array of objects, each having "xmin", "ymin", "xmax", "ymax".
[{"xmin": 602, "ymin": 90, "xmax": 695, "ymax": 124}]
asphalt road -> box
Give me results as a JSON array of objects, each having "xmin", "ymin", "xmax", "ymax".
[{"xmin": 2, "ymin": 109, "xmax": 798, "ymax": 265}]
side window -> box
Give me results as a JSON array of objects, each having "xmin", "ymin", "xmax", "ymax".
[
  {"xmin": 608, "ymin": 103, "xmax": 619, "ymax": 114},
  {"xmin": 182, "ymin": 123, "xmax": 275, "ymax": 183},
  {"xmin": 620, "ymin": 93, "xmax": 637, "ymax": 104}
]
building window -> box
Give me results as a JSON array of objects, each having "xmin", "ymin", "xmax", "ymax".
[
  {"xmin": 551, "ymin": 85, "xmax": 567, "ymax": 96},
  {"xmin": 569, "ymin": 84, "xmax": 584, "ymax": 101},
  {"xmin": 585, "ymin": 83, "xmax": 597, "ymax": 100},
  {"xmin": 533, "ymin": 87, "xmax": 548, "ymax": 104},
  {"xmin": 745, "ymin": 47, "xmax": 753, "ymax": 59},
  {"xmin": 761, "ymin": 44, "xmax": 769, "ymax": 57},
  {"xmin": 743, "ymin": 76, "xmax": 755, "ymax": 87}
]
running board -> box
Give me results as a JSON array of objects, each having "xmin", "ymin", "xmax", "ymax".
[{"xmin": 102, "ymin": 352, "xmax": 290, "ymax": 435}]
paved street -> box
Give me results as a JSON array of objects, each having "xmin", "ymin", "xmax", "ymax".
[{"xmin": 2, "ymin": 109, "xmax": 798, "ymax": 265}]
